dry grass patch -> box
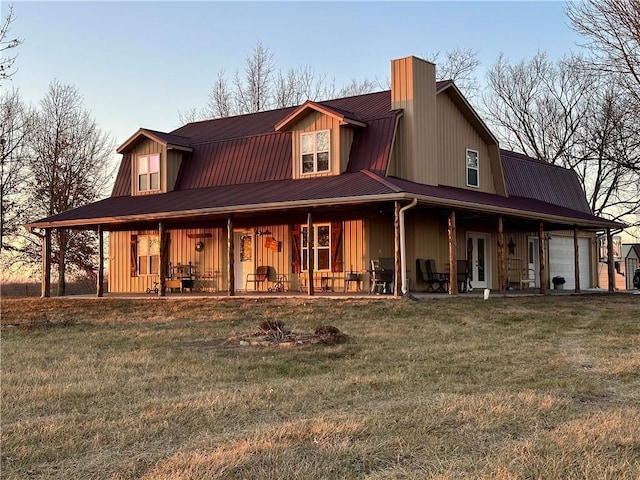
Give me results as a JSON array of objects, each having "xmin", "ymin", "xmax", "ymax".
[{"xmin": 1, "ymin": 294, "xmax": 639, "ymax": 479}]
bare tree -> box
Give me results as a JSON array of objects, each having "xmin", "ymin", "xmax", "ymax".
[
  {"xmin": 483, "ymin": 51, "xmax": 639, "ymax": 227},
  {"xmin": 25, "ymin": 80, "xmax": 116, "ymax": 294},
  {"xmin": 567, "ymin": 0, "xmax": 640, "ymax": 107},
  {"xmin": 0, "ymin": 88, "xmax": 32, "ymax": 253},
  {"xmin": 178, "ymin": 42, "xmax": 379, "ymax": 122},
  {"xmin": 0, "ymin": 4, "xmax": 22, "ymax": 85},
  {"xmin": 483, "ymin": 52, "xmax": 597, "ymax": 164},
  {"xmin": 426, "ymin": 47, "xmax": 480, "ymax": 98},
  {"xmin": 233, "ymin": 41, "xmax": 275, "ymax": 114}
]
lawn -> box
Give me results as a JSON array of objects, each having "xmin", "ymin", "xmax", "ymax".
[{"xmin": 1, "ymin": 294, "xmax": 639, "ymax": 479}]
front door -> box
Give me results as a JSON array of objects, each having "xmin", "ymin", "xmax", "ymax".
[
  {"xmin": 467, "ymin": 233, "xmax": 490, "ymax": 289},
  {"xmin": 527, "ymin": 237, "xmax": 539, "ymax": 287},
  {"xmin": 234, "ymin": 231, "xmax": 254, "ymax": 290}
]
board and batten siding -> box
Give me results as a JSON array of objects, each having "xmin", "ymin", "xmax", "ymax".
[
  {"xmin": 390, "ymin": 56, "xmax": 437, "ymax": 185},
  {"xmin": 436, "ymin": 93, "xmax": 496, "ymax": 193}
]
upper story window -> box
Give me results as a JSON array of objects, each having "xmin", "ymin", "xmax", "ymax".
[
  {"xmin": 466, "ymin": 149, "xmax": 479, "ymax": 188},
  {"xmin": 138, "ymin": 154, "xmax": 160, "ymax": 192},
  {"xmin": 301, "ymin": 224, "xmax": 331, "ymax": 271},
  {"xmin": 301, "ymin": 130, "xmax": 330, "ymax": 174}
]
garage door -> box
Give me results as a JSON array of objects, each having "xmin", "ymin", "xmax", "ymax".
[{"xmin": 548, "ymin": 236, "xmax": 590, "ymax": 290}]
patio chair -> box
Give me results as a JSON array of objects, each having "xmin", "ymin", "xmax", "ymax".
[
  {"xmin": 245, "ymin": 265, "xmax": 269, "ymax": 291},
  {"xmin": 416, "ymin": 258, "xmax": 450, "ymax": 293},
  {"xmin": 456, "ymin": 259, "xmax": 471, "ymax": 293},
  {"xmin": 370, "ymin": 258, "xmax": 394, "ymax": 294}
]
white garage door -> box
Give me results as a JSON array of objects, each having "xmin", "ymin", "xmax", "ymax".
[{"xmin": 548, "ymin": 236, "xmax": 590, "ymax": 290}]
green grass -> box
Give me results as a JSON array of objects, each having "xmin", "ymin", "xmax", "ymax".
[{"xmin": 1, "ymin": 294, "xmax": 639, "ymax": 479}]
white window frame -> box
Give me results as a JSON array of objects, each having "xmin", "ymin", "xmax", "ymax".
[
  {"xmin": 137, "ymin": 153, "xmax": 161, "ymax": 192},
  {"xmin": 300, "ymin": 130, "xmax": 331, "ymax": 174},
  {"xmin": 138, "ymin": 235, "xmax": 160, "ymax": 276},
  {"xmin": 466, "ymin": 149, "xmax": 479, "ymax": 188},
  {"xmin": 301, "ymin": 223, "xmax": 331, "ymax": 272}
]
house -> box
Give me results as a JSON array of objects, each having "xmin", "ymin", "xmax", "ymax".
[{"xmin": 26, "ymin": 56, "xmax": 623, "ymax": 297}]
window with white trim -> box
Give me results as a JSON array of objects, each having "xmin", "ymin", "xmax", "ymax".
[
  {"xmin": 301, "ymin": 224, "xmax": 331, "ymax": 271},
  {"xmin": 137, "ymin": 154, "xmax": 160, "ymax": 192},
  {"xmin": 301, "ymin": 130, "xmax": 330, "ymax": 174},
  {"xmin": 466, "ymin": 149, "xmax": 479, "ymax": 187},
  {"xmin": 138, "ymin": 235, "xmax": 160, "ymax": 275}
]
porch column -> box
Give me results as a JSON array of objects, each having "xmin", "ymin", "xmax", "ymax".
[
  {"xmin": 538, "ymin": 222, "xmax": 547, "ymax": 294},
  {"xmin": 41, "ymin": 228, "xmax": 51, "ymax": 298},
  {"xmin": 394, "ymin": 201, "xmax": 401, "ymax": 297},
  {"xmin": 228, "ymin": 217, "xmax": 235, "ymax": 296},
  {"xmin": 607, "ymin": 228, "xmax": 615, "ymax": 292},
  {"xmin": 574, "ymin": 226, "xmax": 580, "ymax": 293},
  {"xmin": 307, "ymin": 211, "xmax": 314, "ymax": 296},
  {"xmin": 97, "ymin": 225, "xmax": 104, "ymax": 297},
  {"xmin": 448, "ymin": 210, "xmax": 457, "ymax": 295},
  {"xmin": 497, "ymin": 216, "xmax": 505, "ymax": 295},
  {"xmin": 158, "ymin": 222, "xmax": 167, "ymax": 297}
]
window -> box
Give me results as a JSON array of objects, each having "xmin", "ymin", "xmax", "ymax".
[
  {"xmin": 138, "ymin": 235, "xmax": 160, "ymax": 275},
  {"xmin": 301, "ymin": 130, "xmax": 330, "ymax": 174},
  {"xmin": 301, "ymin": 224, "xmax": 331, "ymax": 271},
  {"xmin": 137, "ymin": 154, "xmax": 160, "ymax": 192},
  {"xmin": 466, "ymin": 149, "xmax": 479, "ymax": 187}
]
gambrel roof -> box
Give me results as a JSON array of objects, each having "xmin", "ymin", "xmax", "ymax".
[{"xmin": 27, "ymin": 86, "xmax": 622, "ymax": 232}]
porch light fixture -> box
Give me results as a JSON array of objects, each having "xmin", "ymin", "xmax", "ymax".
[{"xmin": 254, "ymin": 229, "xmax": 271, "ymax": 236}]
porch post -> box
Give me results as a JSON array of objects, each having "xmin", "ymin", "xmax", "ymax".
[
  {"xmin": 158, "ymin": 222, "xmax": 166, "ymax": 297},
  {"xmin": 228, "ymin": 217, "xmax": 235, "ymax": 296},
  {"xmin": 607, "ymin": 228, "xmax": 615, "ymax": 292},
  {"xmin": 394, "ymin": 201, "xmax": 401, "ymax": 297},
  {"xmin": 574, "ymin": 226, "xmax": 580, "ymax": 293},
  {"xmin": 97, "ymin": 225, "xmax": 104, "ymax": 297},
  {"xmin": 307, "ymin": 211, "xmax": 314, "ymax": 296},
  {"xmin": 41, "ymin": 228, "xmax": 51, "ymax": 298},
  {"xmin": 538, "ymin": 222, "xmax": 547, "ymax": 294},
  {"xmin": 448, "ymin": 210, "xmax": 457, "ymax": 295},
  {"xmin": 497, "ymin": 216, "xmax": 505, "ymax": 295}
]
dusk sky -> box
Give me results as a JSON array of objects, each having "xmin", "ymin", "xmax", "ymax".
[{"xmin": 10, "ymin": 1, "xmax": 582, "ymax": 155}]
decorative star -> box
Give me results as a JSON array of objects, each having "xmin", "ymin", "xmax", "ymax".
[{"xmin": 508, "ymin": 238, "xmax": 516, "ymax": 256}]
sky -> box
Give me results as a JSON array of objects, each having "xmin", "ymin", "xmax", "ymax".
[{"xmin": 7, "ymin": 1, "xmax": 584, "ymax": 153}]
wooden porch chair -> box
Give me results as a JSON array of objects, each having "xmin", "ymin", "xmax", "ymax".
[
  {"xmin": 416, "ymin": 258, "xmax": 449, "ymax": 293},
  {"xmin": 520, "ymin": 268, "xmax": 536, "ymax": 290},
  {"xmin": 245, "ymin": 265, "xmax": 269, "ymax": 291}
]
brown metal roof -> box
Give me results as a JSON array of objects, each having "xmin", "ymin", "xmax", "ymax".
[
  {"xmin": 500, "ymin": 149, "xmax": 591, "ymax": 214},
  {"xmin": 175, "ymin": 132, "xmax": 292, "ymax": 189},
  {"xmin": 117, "ymin": 128, "xmax": 193, "ymax": 154},
  {"xmin": 28, "ymin": 172, "xmax": 397, "ymax": 229},
  {"xmin": 111, "ymin": 154, "xmax": 131, "ymax": 197},
  {"xmin": 347, "ymin": 111, "xmax": 402, "ymax": 175}
]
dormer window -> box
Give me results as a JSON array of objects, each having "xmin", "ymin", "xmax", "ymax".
[
  {"xmin": 138, "ymin": 154, "xmax": 160, "ymax": 192},
  {"xmin": 466, "ymin": 149, "xmax": 479, "ymax": 188},
  {"xmin": 301, "ymin": 130, "xmax": 330, "ymax": 174}
]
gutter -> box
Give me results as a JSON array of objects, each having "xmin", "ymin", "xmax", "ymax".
[{"xmin": 399, "ymin": 198, "xmax": 418, "ymax": 295}]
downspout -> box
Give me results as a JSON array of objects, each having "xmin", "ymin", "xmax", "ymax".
[{"xmin": 400, "ymin": 198, "xmax": 418, "ymax": 295}]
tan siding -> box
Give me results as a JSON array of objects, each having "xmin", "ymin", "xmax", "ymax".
[
  {"xmin": 166, "ymin": 150, "xmax": 183, "ymax": 192},
  {"xmin": 390, "ymin": 56, "xmax": 437, "ymax": 185},
  {"xmin": 339, "ymin": 126, "xmax": 354, "ymax": 173},
  {"xmin": 437, "ymin": 94, "xmax": 495, "ymax": 193},
  {"xmin": 291, "ymin": 112, "xmax": 341, "ymax": 179}
]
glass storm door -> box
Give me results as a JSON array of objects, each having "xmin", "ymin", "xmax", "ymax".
[{"xmin": 467, "ymin": 233, "xmax": 490, "ymax": 289}]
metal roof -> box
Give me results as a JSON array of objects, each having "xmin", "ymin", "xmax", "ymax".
[{"xmin": 500, "ymin": 149, "xmax": 591, "ymax": 214}]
